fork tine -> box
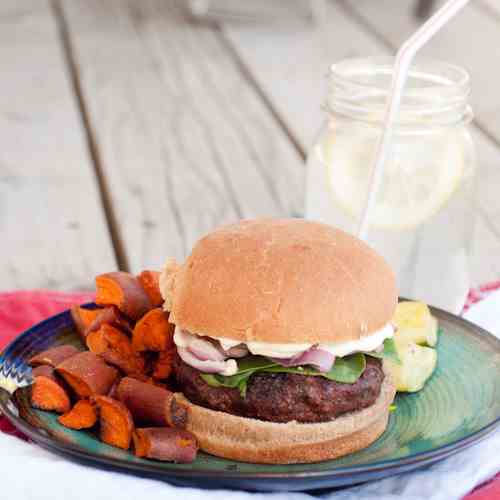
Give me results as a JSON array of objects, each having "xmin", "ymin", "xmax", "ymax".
[{"xmin": 0, "ymin": 354, "xmax": 32, "ymax": 393}]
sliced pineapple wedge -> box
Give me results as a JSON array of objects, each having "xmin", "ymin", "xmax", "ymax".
[
  {"xmin": 387, "ymin": 301, "xmax": 440, "ymax": 393},
  {"xmin": 393, "ymin": 301, "xmax": 439, "ymax": 347},
  {"xmin": 384, "ymin": 341, "xmax": 438, "ymax": 392}
]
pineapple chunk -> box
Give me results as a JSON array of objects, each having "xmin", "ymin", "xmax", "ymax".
[
  {"xmin": 393, "ymin": 301, "xmax": 439, "ymax": 347},
  {"xmin": 384, "ymin": 341, "xmax": 437, "ymax": 393}
]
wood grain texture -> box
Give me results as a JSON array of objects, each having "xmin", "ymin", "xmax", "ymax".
[
  {"xmin": 414, "ymin": 0, "xmax": 437, "ymax": 20},
  {"xmin": 222, "ymin": 0, "xmax": 385, "ymax": 152},
  {"xmin": 222, "ymin": 0, "xmax": 500, "ymax": 285},
  {"xmin": 0, "ymin": 0, "xmax": 116, "ymax": 290},
  {"xmin": 60, "ymin": 0, "xmax": 304, "ymax": 272},
  {"xmin": 479, "ymin": 0, "xmax": 500, "ymax": 16}
]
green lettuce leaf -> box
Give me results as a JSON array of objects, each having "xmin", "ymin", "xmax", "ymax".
[
  {"xmin": 200, "ymin": 353, "xmax": 367, "ymax": 396},
  {"xmin": 200, "ymin": 338, "xmax": 398, "ymax": 397},
  {"xmin": 262, "ymin": 352, "xmax": 366, "ymax": 383},
  {"xmin": 200, "ymin": 357, "xmax": 275, "ymax": 397},
  {"xmin": 319, "ymin": 352, "xmax": 366, "ymax": 382},
  {"xmin": 364, "ymin": 337, "xmax": 400, "ymax": 364},
  {"xmin": 201, "ymin": 372, "xmax": 253, "ymax": 397}
]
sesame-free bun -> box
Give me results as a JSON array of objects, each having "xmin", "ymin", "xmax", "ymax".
[
  {"xmin": 175, "ymin": 374, "xmax": 395, "ymax": 464},
  {"xmin": 161, "ymin": 218, "xmax": 398, "ymax": 344}
]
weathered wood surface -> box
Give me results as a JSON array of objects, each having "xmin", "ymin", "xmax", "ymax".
[
  {"xmin": 0, "ymin": 0, "xmax": 116, "ymax": 290},
  {"xmin": 222, "ymin": 0, "xmax": 390, "ymax": 151},
  {"xmin": 480, "ymin": 0, "xmax": 500, "ymax": 15},
  {"xmin": 60, "ymin": 0, "xmax": 304, "ymax": 273},
  {"xmin": 3, "ymin": 0, "xmax": 500, "ymax": 290},
  {"xmin": 222, "ymin": 0, "xmax": 500, "ymax": 285}
]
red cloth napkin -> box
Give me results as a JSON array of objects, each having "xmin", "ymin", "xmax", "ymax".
[{"xmin": 0, "ymin": 289, "xmax": 498, "ymax": 499}]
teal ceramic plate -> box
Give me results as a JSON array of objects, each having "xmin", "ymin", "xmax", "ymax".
[{"xmin": 1, "ymin": 304, "xmax": 500, "ymax": 491}]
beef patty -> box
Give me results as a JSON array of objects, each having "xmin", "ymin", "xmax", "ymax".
[{"xmin": 174, "ymin": 355, "xmax": 385, "ymax": 423}]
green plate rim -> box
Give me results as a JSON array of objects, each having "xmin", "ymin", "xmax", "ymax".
[{"xmin": 1, "ymin": 303, "xmax": 500, "ymax": 480}]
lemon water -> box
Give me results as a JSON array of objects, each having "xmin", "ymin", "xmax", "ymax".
[{"xmin": 305, "ymin": 124, "xmax": 476, "ymax": 313}]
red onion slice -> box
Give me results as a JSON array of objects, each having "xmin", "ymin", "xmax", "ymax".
[
  {"xmin": 298, "ymin": 348, "xmax": 335, "ymax": 372},
  {"xmin": 270, "ymin": 347, "xmax": 335, "ymax": 373},
  {"xmin": 187, "ymin": 336, "xmax": 227, "ymax": 362},
  {"xmin": 177, "ymin": 347, "xmax": 236, "ymax": 374},
  {"xmin": 223, "ymin": 344, "xmax": 249, "ymax": 358}
]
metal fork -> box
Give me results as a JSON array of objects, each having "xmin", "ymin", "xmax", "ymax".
[
  {"xmin": 0, "ymin": 353, "xmax": 32, "ymax": 419},
  {"xmin": 0, "ymin": 351, "xmax": 33, "ymax": 395},
  {"xmin": 0, "ymin": 350, "xmax": 32, "ymax": 425}
]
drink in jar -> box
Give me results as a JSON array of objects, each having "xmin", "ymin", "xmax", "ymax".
[{"xmin": 305, "ymin": 58, "xmax": 476, "ymax": 313}]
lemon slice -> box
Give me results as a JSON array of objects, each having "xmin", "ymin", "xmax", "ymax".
[{"xmin": 317, "ymin": 128, "xmax": 465, "ymax": 230}]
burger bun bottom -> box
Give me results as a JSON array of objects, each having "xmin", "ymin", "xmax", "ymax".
[{"xmin": 175, "ymin": 375, "xmax": 396, "ymax": 464}]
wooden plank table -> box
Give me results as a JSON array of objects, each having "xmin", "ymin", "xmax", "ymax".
[
  {"xmin": 0, "ymin": 0, "xmax": 116, "ymax": 290},
  {"xmin": 2, "ymin": 0, "xmax": 500, "ymax": 290}
]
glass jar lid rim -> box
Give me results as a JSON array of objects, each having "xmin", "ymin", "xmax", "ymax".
[{"xmin": 330, "ymin": 57, "xmax": 470, "ymax": 98}]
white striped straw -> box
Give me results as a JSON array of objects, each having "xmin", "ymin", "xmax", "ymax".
[{"xmin": 357, "ymin": 0, "xmax": 472, "ymax": 240}]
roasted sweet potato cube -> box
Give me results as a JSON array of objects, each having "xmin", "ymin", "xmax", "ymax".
[
  {"xmin": 71, "ymin": 306, "xmax": 102, "ymax": 339},
  {"xmin": 95, "ymin": 272, "xmax": 152, "ymax": 320},
  {"xmin": 127, "ymin": 374, "xmax": 168, "ymax": 389},
  {"xmin": 132, "ymin": 308, "xmax": 174, "ymax": 352},
  {"xmin": 94, "ymin": 396, "xmax": 134, "ymax": 450},
  {"xmin": 133, "ymin": 428, "xmax": 197, "ymax": 463},
  {"xmin": 58, "ymin": 400, "xmax": 98, "ymax": 430},
  {"xmin": 56, "ymin": 352, "xmax": 118, "ymax": 398},
  {"xmin": 31, "ymin": 365, "xmax": 71, "ymax": 414},
  {"xmin": 100, "ymin": 350, "xmax": 145, "ymax": 376},
  {"xmin": 137, "ymin": 270, "xmax": 163, "ymax": 307},
  {"xmin": 30, "ymin": 345, "xmax": 80, "ymax": 368},
  {"xmin": 85, "ymin": 324, "xmax": 144, "ymax": 375},
  {"xmin": 85, "ymin": 329, "xmax": 109, "ymax": 355},
  {"xmin": 85, "ymin": 306, "xmax": 133, "ymax": 338},
  {"xmin": 116, "ymin": 377, "xmax": 188, "ymax": 428},
  {"xmin": 107, "ymin": 377, "xmax": 122, "ymax": 399},
  {"xmin": 152, "ymin": 349, "xmax": 175, "ymax": 380},
  {"xmin": 87, "ymin": 324, "xmax": 133, "ymax": 356}
]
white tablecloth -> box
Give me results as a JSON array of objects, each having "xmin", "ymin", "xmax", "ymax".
[{"xmin": 2, "ymin": 293, "xmax": 499, "ymax": 500}]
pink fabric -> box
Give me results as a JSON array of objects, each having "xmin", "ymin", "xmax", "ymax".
[
  {"xmin": 463, "ymin": 280, "xmax": 500, "ymax": 312},
  {"xmin": 455, "ymin": 277, "xmax": 500, "ymax": 499},
  {"xmin": 0, "ymin": 289, "xmax": 498, "ymax": 498},
  {"xmin": 0, "ymin": 291, "xmax": 94, "ymax": 441},
  {"xmin": 466, "ymin": 477, "xmax": 500, "ymax": 500},
  {"xmin": 0, "ymin": 290, "xmax": 94, "ymax": 340}
]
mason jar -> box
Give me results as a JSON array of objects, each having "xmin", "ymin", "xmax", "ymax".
[{"xmin": 305, "ymin": 58, "xmax": 477, "ymax": 313}]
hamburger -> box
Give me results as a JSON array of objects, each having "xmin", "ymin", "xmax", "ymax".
[{"xmin": 160, "ymin": 218, "xmax": 398, "ymax": 464}]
